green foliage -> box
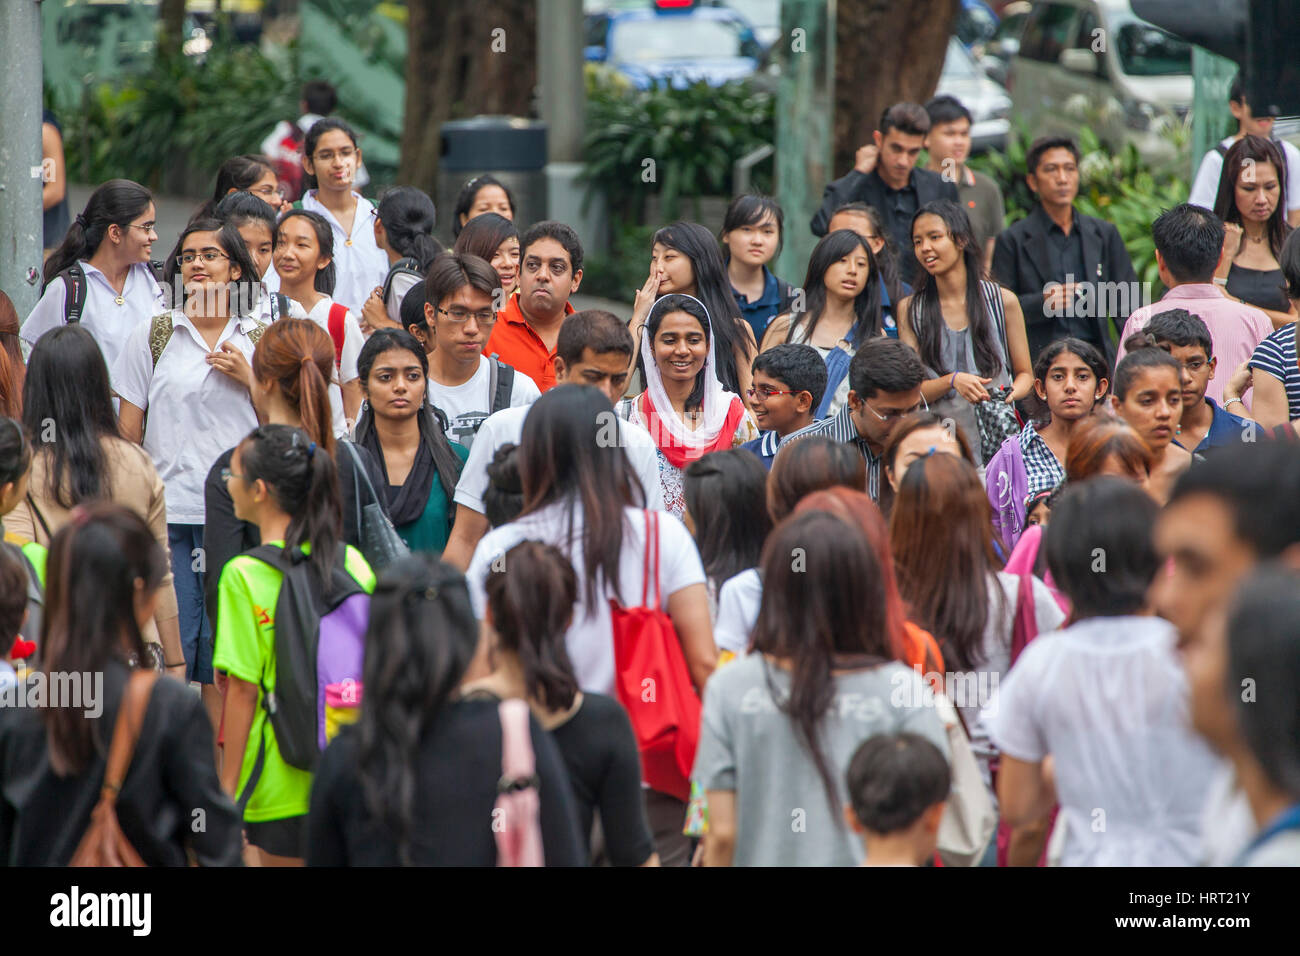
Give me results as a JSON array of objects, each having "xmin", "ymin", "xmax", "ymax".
[
  {"xmin": 969, "ymin": 123, "xmax": 1189, "ymax": 293},
  {"xmin": 582, "ymin": 70, "xmax": 775, "ymax": 224}
]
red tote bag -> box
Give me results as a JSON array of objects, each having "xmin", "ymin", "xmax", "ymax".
[{"xmin": 609, "ymin": 510, "xmax": 701, "ymax": 803}]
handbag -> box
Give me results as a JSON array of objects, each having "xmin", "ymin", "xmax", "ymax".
[
  {"xmin": 933, "ymin": 691, "xmax": 998, "ymax": 867},
  {"xmin": 974, "ymin": 388, "xmax": 1022, "ymax": 464},
  {"xmin": 341, "ymin": 441, "xmax": 410, "ymax": 571},
  {"xmin": 609, "ymin": 510, "xmax": 701, "ymax": 803},
  {"xmin": 70, "ymin": 670, "xmax": 158, "ymax": 867}
]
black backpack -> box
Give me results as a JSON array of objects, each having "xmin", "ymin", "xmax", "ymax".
[
  {"xmin": 60, "ymin": 260, "xmax": 166, "ymax": 324},
  {"xmin": 234, "ymin": 544, "xmax": 369, "ymax": 813},
  {"xmin": 486, "ymin": 354, "xmax": 516, "ymax": 415}
]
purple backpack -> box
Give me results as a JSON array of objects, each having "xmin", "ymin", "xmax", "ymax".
[
  {"xmin": 985, "ymin": 434, "xmax": 1029, "ymax": 556},
  {"xmin": 236, "ymin": 544, "xmax": 368, "ymax": 813}
]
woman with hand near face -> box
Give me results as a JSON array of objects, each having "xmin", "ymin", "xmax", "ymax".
[{"xmin": 1110, "ymin": 344, "xmax": 1192, "ymax": 505}]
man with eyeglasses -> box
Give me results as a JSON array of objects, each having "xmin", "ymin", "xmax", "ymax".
[
  {"xmin": 810, "ymin": 103, "xmax": 959, "ymax": 286},
  {"xmin": 1130, "ymin": 310, "xmax": 1250, "ymax": 456},
  {"xmin": 484, "ymin": 221, "xmax": 584, "ymax": 392},
  {"xmin": 407, "ymin": 252, "xmax": 539, "ymax": 453},
  {"xmin": 1114, "ymin": 204, "xmax": 1272, "ymax": 405},
  {"xmin": 778, "ymin": 338, "xmax": 926, "ymax": 508}
]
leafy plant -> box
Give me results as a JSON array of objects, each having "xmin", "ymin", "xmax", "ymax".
[{"xmin": 582, "ymin": 70, "xmax": 775, "ymax": 225}]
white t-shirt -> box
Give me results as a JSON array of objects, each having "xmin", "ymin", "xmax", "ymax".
[
  {"xmin": 428, "ymin": 356, "xmax": 540, "ymax": 453},
  {"xmin": 452, "ymin": 404, "xmax": 667, "ymax": 515},
  {"xmin": 110, "ymin": 311, "xmax": 261, "ymax": 525},
  {"xmin": 467, "ymin": 503, "xmax": 706, "ymax": 695},
  {"xmin": 714, "ymin": 567, "xmax": 761, "ymax": 655},
  {"xmin": 300, "ymin": 191, "xmax": 389, "ymax": 315},
  {"xmin": 304, "ymin": 296, "xmax": 363, "ymax": 385},
  {"xmin": 982, "ymin": 615, "xmax": 1225, "ymax": 867},
  {"xmin": 1189, "ymin": 137, "xmax": 1300, "ymax": 212},
  {"xmin": 23, "ymin": 261, "xmax": 166, "ymax": 370}
]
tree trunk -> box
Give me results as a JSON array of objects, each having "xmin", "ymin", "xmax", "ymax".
[
  {"xmin": 159, "ymin": 0, "xmax": 187, "ymax": 57},
  {"xmin": 400, "ymin": 0, "xmax": 538, "ymax": 195},
  {"xmin": 833, "ymin": 0, "xmax": 958, "ymax": 179}
]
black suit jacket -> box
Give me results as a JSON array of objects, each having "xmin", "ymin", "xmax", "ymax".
[
  {"xmin": 810, "ymin": 167, "xmax": 959, "ymax": 284},
  {"xmin": 992, "ymin": 204, "xmax": 1138, "ymax": 367}
]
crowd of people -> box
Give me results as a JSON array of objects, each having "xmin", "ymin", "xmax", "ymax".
[{"xmin": 1, "ymin": 76, "xmax": 1298, "ymax": 868}]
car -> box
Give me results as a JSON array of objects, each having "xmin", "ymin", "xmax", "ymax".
[
  {"xmin": 584, "ymin": 1, "xmax": 764, "ymax": 89},
  {"xmin": 977, "ymin": 0, "xmax": 1032, "ymax": 85},
  {"xmin": 1006, "ymin": 0, "xmax": 1192, "ymax": 168},
  {"xmin": 937, "ymin": 37, "xmax": 1014, "ymax": 153},
  {"xmin": 704, "ymin": 0, "xmax": 780, "ymax": 50}
]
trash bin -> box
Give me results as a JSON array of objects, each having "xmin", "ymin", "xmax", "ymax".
[{"xmin": 437, "ymin": 117, "xmax": 548, "ymax": 246}]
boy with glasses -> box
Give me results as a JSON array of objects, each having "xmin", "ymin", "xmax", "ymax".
[
  {"xmin": 406, "ymin": 252, "xmax": 539, "ymax": 453},
  {"xmin": 779, "ymin": 338, "xmax": 926, "ymax": 507},
  {"xmin": 740, "ymin": 344, "xmax": 828, "ymax": 469}
]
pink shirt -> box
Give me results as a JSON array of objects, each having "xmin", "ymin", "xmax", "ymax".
[{"xmin": 1114, "ymin": 284, "xmax": 1273, "ymax": 404}]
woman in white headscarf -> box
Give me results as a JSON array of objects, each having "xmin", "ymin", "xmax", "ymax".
[{"xmin": 618, "ymin": 294, "xmax": 759, "ymax": 518}]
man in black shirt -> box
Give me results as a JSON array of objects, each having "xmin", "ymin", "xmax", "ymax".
[
  {"xmin": 811, "ymin": 103, "xmax": 959, "ymax": 285},
  {"xmin": 992, "ymin": 136, "xmax": 1138, "ymax": 366}
]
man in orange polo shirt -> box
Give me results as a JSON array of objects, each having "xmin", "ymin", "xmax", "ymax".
[{"xmin": 485, "ymin": 220, "xmax": 583, "ymax": 391}]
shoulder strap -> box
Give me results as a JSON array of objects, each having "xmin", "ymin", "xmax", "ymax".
[
  {"xmin": 327, "ymin": 304, "xmax": 347, "ymax": 368},
  {"xmin": 640, "ymin": 509, "xmax": 662, "ymax": 609},
  {"xmin": 103, "ymin": 671, "xmax": 159, "ymax": 799},
  {"xmin": 489, "ymin": 357, "xmax": 515, "ymax": 414},
  {"xmin": 273, "ymin": 293, "xmax": 290, "ymax": 322},
  {"xmin": 61, "ymin": 264, "xmax": 88, "ymax": 324},
  {"xmin": 148, "ymin": 260, "xmax": 165, "ymax": 283},
  {"xmin": 1215, "ymin": 142, "xmax": 1230, "ymax": 157},
  {"xmin": 25, "ymin": 492, "xmax": 53, "ymax": 545},
  {"xmin": 148, "ymin": 313, "xmax": 174, "ymax": 370}
]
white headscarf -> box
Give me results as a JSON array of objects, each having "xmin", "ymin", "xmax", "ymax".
[{"xmin": 640, "ymin": 293, "xmax": 740, "ymax": 454}]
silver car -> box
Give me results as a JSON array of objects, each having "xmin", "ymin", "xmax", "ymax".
[
  {"xmin": 1006, "ymin": 0, "xmax": 1192, "ymax": 167},
  {"xmin": 938, "ymin": 36, "xmax": 1013, "ymax": 153}
]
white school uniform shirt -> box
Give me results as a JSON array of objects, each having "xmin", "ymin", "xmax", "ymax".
[
  {"xmin": 427, "ymin": 356, "xmax": 540, "ymax": 453},
  {"xmin": 299, "ymin": 191, "xmax": 388, "ymax": 315},
  {"xmin": 110, "ymin": 310, "xmax": 262, "ymax": 525},
  {"xmin": 262, "ymin": 262, "xmax": 281, "ymax": 295},
  {"xmin": 1189, "ymin": 137, "xmax": 1300, "ymax": 212},
  {"xmin": 467, "ymin": 503, "xmax": 705, "ymax": 695},
  {"xmin": 303, "ymin": 296, "xmax": 363, "ymax": 438},
  {"xmin": 22, "ymin": 260, "xmax": 166, "ymax": 370},
  {"xmin": 451, "ymin": 403, "xmax": 667, "ymax": 516}
]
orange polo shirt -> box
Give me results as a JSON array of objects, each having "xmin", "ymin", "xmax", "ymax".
[{"xmin": 484, "ymin": 291, "xmax": 575, "ymax": 392}]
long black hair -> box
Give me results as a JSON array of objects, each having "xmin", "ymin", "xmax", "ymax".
[
  {"xmin": 276, "ymin": 209, "xmax": 337, "ymax": 295},
  {"xmin": 356, "ymin": 328, "xmax": 464, "ymax": 504},
  {"xmin": 22, "ymin": 325, "xmax": 120, "ymax": 508},
  {"xmin": 1214, "ymin": 134, "xmax": 1292, "ymax": 260},
  {"xmin": 161, "ymin": 217, "xmax": 262, "ymax": 316},
  {"xmin": 43, "ymin": 179, "xmax": 153, "ymax": 291},
  {"xmin": 517, "ymin": 384, "xmax": 646, "ymax": 607},
  {"xmin": 652, "ymin": 221, "xmax": 750, "ymax": 395},
  {"xmin": 237, "ymin": 424, "xmax": 342, "ymax": 588},
  {"xmin": 377, "ymin": 186, "xmax": 442, "ymax": 270},
  {"xmin": 41, "ymin": 504, "xmax": 168, "ymax": 775},
  {"xmin": 452, "ymin": 174, "xmax": 517, "ymax": 238},
  {"xmin": 907, "ymin": 200, "xmax": 1004, "ymax": 379},
  {"xmin": 302, "ymin": 118, "xmax": 359, "ymax": 193},
  {"xmin": 197, "ymin": 154, "xmax": 277, "ymax": 219},
  {"xmin": 645, "ymin": 293, "xmax": 714, "ymax": 411},
  {"xmin": 356, "ymin": 554, "xmax": 478, "ymax": 865},
  {"xmin": 786, "ymin": 229, "xmax": 883, "ymax": 345},
  {"xmin": 751, "ymin": 510, "xmax": 892, "ymax": 817},
  {"xmin": 485, "ymin": 540, "xmax": 580, "ymax": 712},
  {"xmin": 683, "ymin": 448, "xmax": 772, "ymax": 591}
]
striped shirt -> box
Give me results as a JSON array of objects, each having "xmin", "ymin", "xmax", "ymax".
[
  {"xmin": 1018, "ymin": 422, "xmax": 1064, "ymax": 498},
  {"xmin": 1249, "ymin": 322, "xmax": 1300, "ymax": 420},
  {"xmin": 779, "ymin": 404, "xmax": 884, "ymax": 502}
]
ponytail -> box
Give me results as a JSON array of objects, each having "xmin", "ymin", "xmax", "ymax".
[
  {"xmin": 251, "ymin": 319, "xmax": 338, "ymax": 458},
  {"xmin": 240, "ymin": 424, "xmax": 342, "ymax": 587},
  {"xmin": 377, "ymin": 186, "xmax": 442, "ymax": 270},
  {"xmin": 43, "ymin": 179, "xmax": 153, "ymax": 291}
]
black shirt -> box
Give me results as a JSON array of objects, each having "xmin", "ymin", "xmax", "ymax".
[
  {"xmin": 305, "ymin": 698, "xmax": 585, "ymax": 866},
  {"xmin": 875, "ymin": 172, "xmax": 920, "ymax": 278},
  {"xmin": 549, "ymin": 692, "xmax": 655, "ymax": 866},
  {"xmin": 0, "ymin": 659, "xmax": 243, "ymax": 866},
  {"xmin": 1037, "ymin": 205, "xmax": 1100, "ymax": 347}
]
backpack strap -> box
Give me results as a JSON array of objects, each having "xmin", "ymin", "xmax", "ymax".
[
  {"xmin": 148, "ymin": 260, "xmax": 165, "ymax": 283},
  {"xmin": 327, "ymin": 304, "xmax": 347, "ymax": 369},
  {"xmin": 148, "ymin": 313, "xmax": 175, "ymax": 370},
  {"xmin": 273, "ymin": 293, "xmax": 290, "ymax": 322},
  {"xmin": 61, "ymin": 263, "xmax": 88, "ymax": 324},
  {"xmin": 381, "ymin": 256, "xmax": 421, "ymax": 302},
  {"xmin": 488, "ymin": 356, "xmax": 516, "ymax": 415},
  {"xmin": 1215, "ymin": 142, "xmax": 1230, "ymax": 157}
]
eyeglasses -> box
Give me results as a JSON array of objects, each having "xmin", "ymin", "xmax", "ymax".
[
  {"xmin": 219, "ymin": 467, "xmax": 244, "ymax": 484},
  {"xmin": 177, "ymin": 251, "xmax": 230, "ymax": 266},
  {"xmin": 746, "ymin": 385, "xmax": 801, "ymax": 400},
  {"xmin": 128, "ymin": 222, "xmax": 157, "ymax": 234},
  {"xmin": 860, "ymin": 394, "xmax": 929, "ymax": 422},
  {"xmin": 436, "ymin": 307, "xmax": 496, "ymax": 324}
]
